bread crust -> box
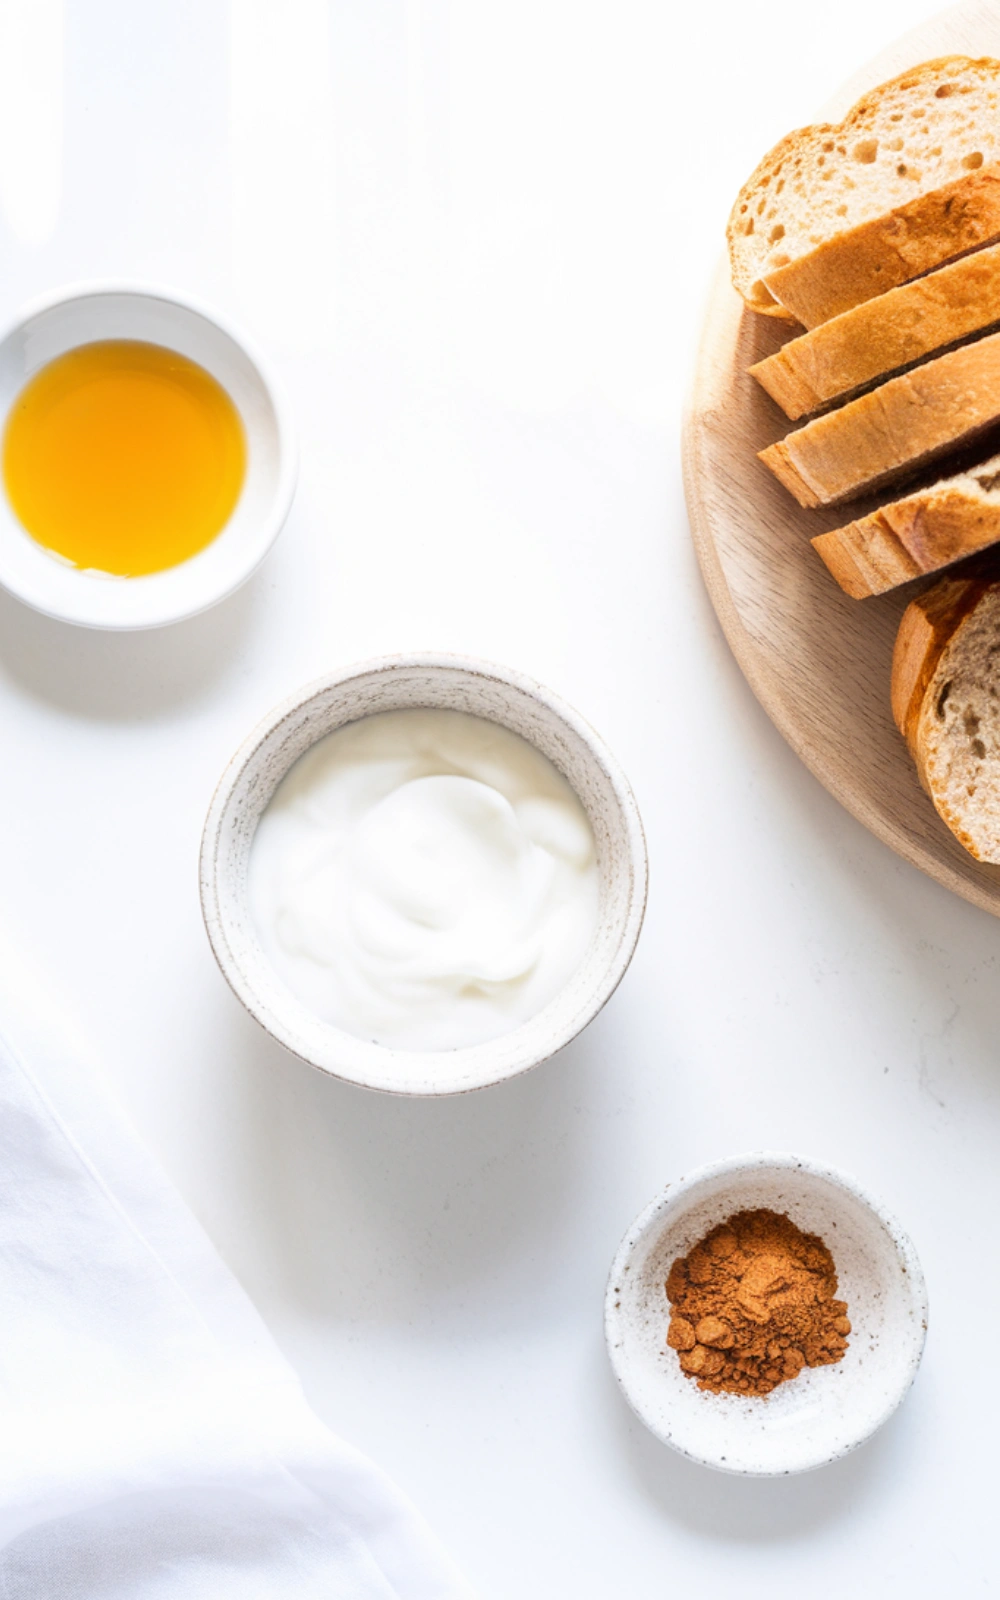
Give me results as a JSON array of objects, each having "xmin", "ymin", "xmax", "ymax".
[
  {"xmin": 892, "ymin": 577, "xmax": 1000, "ymax": 859},
  {"xmin": 750, "ymin": 242, "xmax": 1000, "ymax": 420},
  {"xmin": 813, "ymin": 457, "xmax": 1000, "ymax": 596},
  {"xmin": 890, "ymin": 576, "xmax": 989, "ymax": 752},
  {"xmin": 812, "ymin": 512, "xmax": 922, "ymax": 598},
  {"xmin": 759, "ymin": 329, "xmax": 1000, "ymax": 508},
  {"xmin": 764, "ymin": 166, "xmax": 1000, "ymax": 328},
  {"xmin": 727, "ymin": 56, "xmax": 1000, "ymax": 322}
]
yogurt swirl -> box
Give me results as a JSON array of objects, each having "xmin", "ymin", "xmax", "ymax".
[{"xmin": 248, "ymin": 708, "xmax": 599, "ymax": 1050}]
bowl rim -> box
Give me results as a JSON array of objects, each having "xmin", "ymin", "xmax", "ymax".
[
  {"xmin": 604, "ymin": 1150, "xmax": 929, "ymax": 1476},
  {"xmin": 199, "ymin": 651, "xmax": 648, "ymax": 1096},
  {"xmin": 0, "ymin": 277, "xmax": 298, "ymax": 630}
]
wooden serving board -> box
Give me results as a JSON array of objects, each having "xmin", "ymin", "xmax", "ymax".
[{"xmin": 685, "ymin": 0, "xmax": 1000, "ymax": 919}]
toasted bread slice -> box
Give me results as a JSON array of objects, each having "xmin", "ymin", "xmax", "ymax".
[
  {"xmin": 759, "ymin": 330, "xmax": 1000, "ymax": 508},
  {"xmin": 751, "ymin": 243, "xmax": 1000, "ymax": 420},
  {"xmin": 892, "ymin": 575, "xmax": 1000, "ymax": 861},
  {"xmin": 728, "ymin": 56, "xmax": 1000, "ymax": 324},
  {"xmin": 813, "ymin": 451, "xmax": 1000, "ymax": 596}
]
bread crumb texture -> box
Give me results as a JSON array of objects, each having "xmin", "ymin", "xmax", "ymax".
[
  {"xmin": 729, "ymin": 56, "xmax": 1000, "ymax": 313},
  {"xmin": 920, "ymin": 584, "xmax": 1000, "ymax": 861}
]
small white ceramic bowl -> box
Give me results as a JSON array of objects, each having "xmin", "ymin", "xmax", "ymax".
[
  {"xmin": 0, "ymin": 282, "xmax": 296, "ymax": 628},
  {"xmin": 201, "ymin": 653, "xmax": 647, "ymax": 1095},
  {"xmin": 605, "ymin": 1153, "xmax": 927, "ymax": 1476}
]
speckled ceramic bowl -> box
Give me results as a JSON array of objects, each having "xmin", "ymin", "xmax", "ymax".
[
  {"xmin": 605, "ymin": 1153, "xmax": 927, "ymax": 1475},
  {"xmin": 201, "ymin": 653, "xmax": 647, "ymax": 1095}
]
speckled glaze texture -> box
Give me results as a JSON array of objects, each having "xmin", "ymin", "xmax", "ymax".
[
  {"xmin": 605, "ymin": 1153, "xmax": 928, "ymax": 1476},
  {"xmin": 200, "ymin": 653, "xmax": 648, "ymax": 1095}
]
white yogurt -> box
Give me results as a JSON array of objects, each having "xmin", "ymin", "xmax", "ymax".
[{"xmin": 248, "ymin": 708, "xmax": 599, "ymax": 1050}]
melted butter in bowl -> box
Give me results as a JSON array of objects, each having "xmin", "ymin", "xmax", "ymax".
[{"xmin": 248, "ymin": 709, "xmax": 599, "ymax": 1051}]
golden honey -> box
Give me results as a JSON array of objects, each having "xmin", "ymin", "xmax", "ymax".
[{"xmin": 2, "ymin": 340, "xmax": 246, "ymax": 577}]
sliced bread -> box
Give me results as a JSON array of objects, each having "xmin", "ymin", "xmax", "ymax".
[
  {"xmin": 764, "ymin": 165, "xmax": 1000, "ymax": 328},
  {"xmin": 750, "ymin": 242, "xmax": 1000, "ymax": 420},
  {"xmin": 728, "ymin": 56, "xmax": 1000, "ymax": 325},
  {"xmin": 891, "ymin": 574, "xmax": 1000, "ymax": 861},
  {"xmin": 759, "ymin": 329, "xmax": 1000, "ymax": 508},
  {"xmin": 812, "ymin": 452, "xmax": 1000, "ymax": 597}
]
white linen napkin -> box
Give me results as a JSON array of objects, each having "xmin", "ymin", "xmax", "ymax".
[{"xmin": 0, "ymin": 931, "xmax": 474, "ymax": 1599}]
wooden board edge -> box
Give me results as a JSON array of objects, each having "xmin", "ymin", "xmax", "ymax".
[{"xmin": 681, "ymin": 263, "xmax": 1000, "ymax": 921}]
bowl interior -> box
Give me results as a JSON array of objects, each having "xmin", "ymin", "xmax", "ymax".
[
  {"xmin": 606, "ymin": 1157, "xmax": 927, "ymax": 1475},
  {"xmin": 202, "ymin": 659, "xmax": 647, "ymax": 1095},
  {"xmin": 0, "ymin": 288, "xmax": 290, "ymax": 628}
]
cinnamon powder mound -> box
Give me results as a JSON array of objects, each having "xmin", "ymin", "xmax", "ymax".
[{"xmin": 665, "ymin": 1209, "xmax": 851, "ymax": 1397}]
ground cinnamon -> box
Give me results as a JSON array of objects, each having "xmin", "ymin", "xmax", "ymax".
[{"xmin": 665, "ymin": 1208, "xmax": 850, "ymax": 1397}]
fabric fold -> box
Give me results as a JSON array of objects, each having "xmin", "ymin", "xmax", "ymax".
[{"xmin": 0, "ymin": 930, "xmax": 472, "ymax": 1599}]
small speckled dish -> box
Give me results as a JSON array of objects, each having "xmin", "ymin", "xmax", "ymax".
[
  {"xmin": 201, "ymin": 653, "xmax": 647, "ymax": 1096},
  {"xmin": 605, "ymin": 1153, "xmax": 928, "ymax": 1476}
]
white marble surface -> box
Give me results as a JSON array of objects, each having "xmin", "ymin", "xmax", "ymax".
[{"xmin": 0, "ymin": 0, "xmax": 992, "ymax": 1592}]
